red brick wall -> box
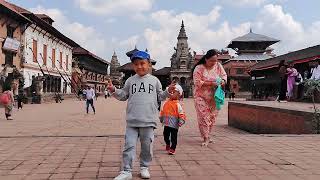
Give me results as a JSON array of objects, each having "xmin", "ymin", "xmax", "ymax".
[
  {"xmin": 228, "ymin": 102, "xmax": 314, "ymax": 134},
  {"xmin": 223, "ymin": 61, "xmax": 256, "ymax": 77},
  {"xmin": 0, "ymin": 13, "xmax": 23, "ymax": 69}
]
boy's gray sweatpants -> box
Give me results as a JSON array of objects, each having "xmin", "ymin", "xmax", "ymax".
[{"xmin": 123, "ymin": 126, "xmax": 154, "ymax": 172}]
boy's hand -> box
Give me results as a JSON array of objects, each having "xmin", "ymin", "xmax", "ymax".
[
  {"xmin": 106, "ymin": 79, "xmax": 115, "ymax": 93},
  {"xmin": 167, "ymin": 80, "xmax": 176, "ymax": 94},
  {"xmin": 178, "ymin": 119, "xmax": 185, "ymax": 127},
  {"xmin": 221, "ymin": 80, "xmax": 226, "ymax": 86}
]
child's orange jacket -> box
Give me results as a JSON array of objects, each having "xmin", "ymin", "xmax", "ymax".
[{"xmin": 160, "ymin": 99, "xmax": 186, "ymax": 129}]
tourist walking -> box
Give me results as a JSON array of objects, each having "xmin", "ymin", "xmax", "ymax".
[
  {"xmin": 85, "ymin": 86, "xmax": 96, "ymax": 114},
  {"xmin": 192, "ymin": 49, "xmax": 227, "ymax": 147},
  {"xmin": 0, "ymin": 84, "xmax": 15, "ymax": 120},
  {"xmin": 278, "ymin": 60, "xmax": 287, "ymax": 102},
  {"xmin": 160, "ymin": 84, "xmax": 186, "ymax": 155},
  {"xmin": 286, "ymin": 61, "xmax": 298, "ymax": 101},
  {"xmin": 108, "ymin": 50, "xmax": 175, "ymax": 180}
]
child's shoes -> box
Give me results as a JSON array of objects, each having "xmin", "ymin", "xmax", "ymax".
[
  {"xmin": 165, "ymin": 145, "xmax": 170, "ymax": 152},
  {"xmin": 168, "ymin": 149, "xmax": 175, "ymax": 155},
  {"xmin": 114, "ymin": 171, "xmax": 132, "ymax": 180}
]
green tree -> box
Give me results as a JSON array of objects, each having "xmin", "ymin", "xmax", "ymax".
[{"xmin": 304, "ymin": 79, "xmax": 320, "ymax": 134}]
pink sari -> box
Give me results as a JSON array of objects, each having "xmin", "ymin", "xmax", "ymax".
[
  {"xmin": 286, "ymin": 68, "xmax": 298, "ymax": 98},
  {"xmin": 193, "ymin": 63, "xmax": 227, "ymax": 139}
]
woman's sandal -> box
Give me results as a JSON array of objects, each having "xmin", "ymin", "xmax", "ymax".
[{"xmin": 201, "ymin": 141, "xmax": 209, "ymax": 147}]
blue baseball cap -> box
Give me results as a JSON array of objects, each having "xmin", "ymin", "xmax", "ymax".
[{"xmin": 130, "ymin": 50, "xmax": 150, "ymax": 61}]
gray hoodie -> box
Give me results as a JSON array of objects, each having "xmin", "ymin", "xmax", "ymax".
[{"xmin": 113, "ymin": 74, "xmax": 169, "ymax": 128}]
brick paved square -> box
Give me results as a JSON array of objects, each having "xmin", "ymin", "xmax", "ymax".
[{"xmin": 0, "ymin": 99, "xmax": 319, "ymax": 180}]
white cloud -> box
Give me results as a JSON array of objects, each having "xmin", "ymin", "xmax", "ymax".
[
  {"xmin": 143, "ymin": 6, "xmax": 251, "ymax": 68},
  {"xmin": 143, "ymin": 4, "xmax": 320, "ymax": 69},
  {"xmin": 253, "ymin": 4, "xmax": 320, "ymax": 55},
  {"xmin": 30, "ymin": 5, "xmax": 147, "ymax": 66},
  {"xmin": 29, "ymin": 3, "xmax": 320, "ymax": 70},
  {"xmin": 30, "ymin": 6, "xmax": 108, "ymax": 60},
  {"xmin": 74, "ymin": 0, "xmax": 154, "ymax": 16}
]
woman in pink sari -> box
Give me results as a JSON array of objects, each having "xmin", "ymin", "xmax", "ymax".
[
  {"xmin": 192, "ymin": 49, "xmax": 227, "ymax": 147},
  {"xmin": 286, "ymin": 61, "xmax": 298, "ymax": 101}
]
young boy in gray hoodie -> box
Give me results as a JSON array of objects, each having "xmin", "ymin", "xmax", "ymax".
[{"xmin": 107, "ymin": 50, "xmax": 176, "ymax": 180}]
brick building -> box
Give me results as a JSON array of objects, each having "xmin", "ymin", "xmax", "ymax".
[
  {"xmin": 0, "ymin": 1, "xmax": 31, "ymax": 92},
  {"xmin": 72, "ymin": 47, "xmax": 110, "ymax": 94},
  {"xmin": 1, "ymin": 1, "xmax": 80, "ymax": 98}
]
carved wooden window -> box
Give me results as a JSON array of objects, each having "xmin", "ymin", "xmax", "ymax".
[
  {"xmin": 52, "ymin": 49, "xmax": 56, "ymax": 68},
  {"xmin": 43, "ymin": 44, "xmax": 47, "ymax": 65},
  {"xmin": 7, "ymin": 26, "xmax": 14, "ymax": 38},
  {"xmin": 33, "ymin": 40, "xmax": 38, "ymax": 62},
  {"xmin": 60, "ymin": 52, "xmax": 63, "ymax": 69},
  {"xmin": 66, "ymin": 55, "xmax": 69, "ymax": 71}
]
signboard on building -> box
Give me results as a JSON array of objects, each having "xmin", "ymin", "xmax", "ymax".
[{"xmin": 2, "ymin": 37, "xmax": 20, "ymax": 52}]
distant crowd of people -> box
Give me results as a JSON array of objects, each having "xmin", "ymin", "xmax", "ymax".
[{"xmin": 278, "ymin": 58, "xmax": 320, "ymax": 102}]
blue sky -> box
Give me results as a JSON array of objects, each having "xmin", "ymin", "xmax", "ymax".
[{"xmin": 8, "ymin": 0, "xmax": 320, "ymax": 68}]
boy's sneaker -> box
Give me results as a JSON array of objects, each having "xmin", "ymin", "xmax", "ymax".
[
  {"xmin": 165, "ymin": 145, "xmax": 170, "ymax": 152},
  {"xmin": 168, "ymin": 149, "xmax": 175, "ymax": 155},
  {"xmin": 140, "ymin": 167, "xmax": 151, "ymax": 179},
  {"xmin": 114, "ymin": 171, "xmax": 132, "ymax": 180}
]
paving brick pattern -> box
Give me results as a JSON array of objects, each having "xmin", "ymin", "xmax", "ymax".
[{"xmin": 0, "ymin": 98, "xmax": 319, "ymax": 180}]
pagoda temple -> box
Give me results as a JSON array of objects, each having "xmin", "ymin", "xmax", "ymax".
[{"xmin": 224, "ymin": 29, "xmax": 279, "ymax": 96}]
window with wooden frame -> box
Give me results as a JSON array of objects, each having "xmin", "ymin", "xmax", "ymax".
[
  {"xmin": 236, "ymin": 68, "xmax": 244, "ymax": 75},
  {"xmin": 52, "ymin": 49, "xmax": 56, "ymax": 68},
  {"xmin": 43, "ymin": 44, "xmax": 47, "ymax": 65},
  {"xmin": 5, "ymin": 52, "xmax": 14, "ymax": 66},
  {"xmin": 60, "ymin": 52, "xmax": 63, "ymax": 69},
  {"xmin": 32, "ymin": 40, "xmax": 38, "ymax": 62},
  {"xmin": 66, "ymin": 55, "xmax": 69, "ymax": 71},
  {"xmin": 7, "ymin": 26, "xmax": 14, "ymax": 38}
]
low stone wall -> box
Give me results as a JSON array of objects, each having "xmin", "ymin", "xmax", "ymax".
[
  {"xmin": 25, "ymin": 94, "xmax": 77, "ymax": 104},
  {"xmin": 42, "ymin": 94, "xmax": 77, "ymax": 103},
  {"xmin": 228, "ymin": 102, "xmax": 314, "ymax": 134}
]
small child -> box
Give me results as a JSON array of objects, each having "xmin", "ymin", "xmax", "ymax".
[
  {"xmin": 160, "ymin": 84, "xmax": 186, "ymax": 155},
  {"xmin": 107, "ymin": 50, "xmax": 175, "ymax": 180}
]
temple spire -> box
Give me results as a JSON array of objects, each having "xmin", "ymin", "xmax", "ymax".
[
  {"xmin": 110, "ymin": 50, "xmax": 121, "ymax": 77},
  {"xmin": 178, "ymin": 20, "xmax": 187, "ymax": 39}
]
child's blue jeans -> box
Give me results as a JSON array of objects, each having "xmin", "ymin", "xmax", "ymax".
[{"xmin": 123, "ymin": 126, "xmax": 154, "ymax": 172}]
